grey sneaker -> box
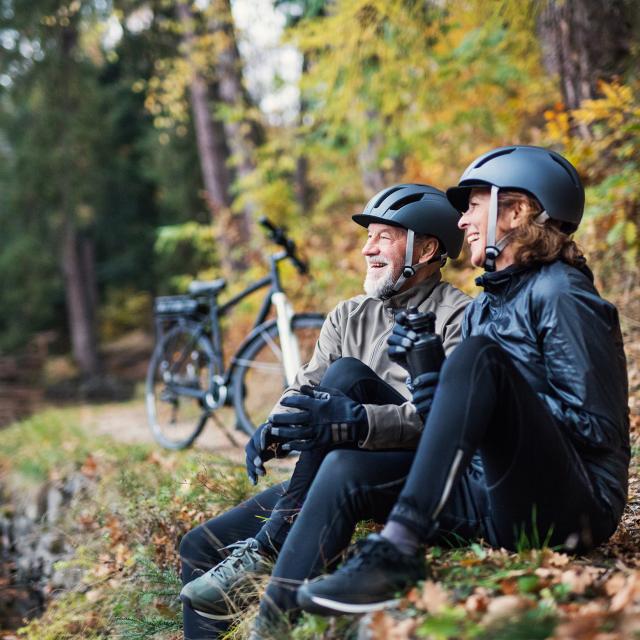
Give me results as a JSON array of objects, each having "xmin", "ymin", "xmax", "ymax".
[{"xmin": 180, "ymin": 538, "xmax": 271, "ymax": 620}]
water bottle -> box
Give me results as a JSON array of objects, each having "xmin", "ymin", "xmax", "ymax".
[{"xmin": 403, "ymin": 307, "xmax": 445, "ymax": 378}]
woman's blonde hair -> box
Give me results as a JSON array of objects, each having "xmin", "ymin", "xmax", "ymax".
[{"xmin": 498, "ymin": 190, "xmax": 586, "ymax": 268}]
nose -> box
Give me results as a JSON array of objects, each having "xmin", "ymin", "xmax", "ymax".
[
  {"xmin": 458, "ymin": 211, "xmax": 470, "ymax": 230},
  {"xmin": 362, "ymin": 236, "xmax": 378, "ymax": 256}
]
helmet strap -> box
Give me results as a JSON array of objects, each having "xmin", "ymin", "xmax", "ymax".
[
  {"xmin": 484, "ymin": 185, "xmax": 517, "ymax": 272},
  {"xmin": 484, "ymin": 185, "xmax": 500, "ymax": 272},
  {"xmin": 391, "ymin": 229, "xmax": 416, "ymax": 292},
  {"xmin": 391, "ymin": 229, "xmax": 444, "ymax": 293},
  {"xmin": 536, "ymin": 211, "xmax": 550, "ymax": 224}
]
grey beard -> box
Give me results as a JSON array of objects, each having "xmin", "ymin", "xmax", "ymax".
[{"xmin": 364, "ymin": 269, "xmax": 396, "ymax": 298}]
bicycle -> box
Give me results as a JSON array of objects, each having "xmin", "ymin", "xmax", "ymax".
[{"xmin": 146, "ymin": 218, "xmax": 325, "ymax": 449}]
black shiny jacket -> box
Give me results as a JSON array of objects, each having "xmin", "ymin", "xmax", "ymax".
[{"xmin": 462, "ymin": 260, "xmax": 630, "ymax": 520}]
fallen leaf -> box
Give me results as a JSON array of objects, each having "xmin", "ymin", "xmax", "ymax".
[
  {"xmin": 561, "ymin": 567, "xmax": 603, "ymax": 595},
  {"xmin": 417, "ymin": 580, "xmax": 449, "ymax": 614},
  {"xmin": 465, "ymin": 588, "xmax": 490, "ymax": 615},
  {"xmin": 610, "ymin": 572, "xmax": 640, "ymax": 612},
  {"xmin": 605, "ymin": 572, "xmax": 628, "ymax": 597},
  {"xmin": 80, "ymin": 454, "xmax": 98, "ymax": 477},
  {"xmin": 482, "ymin": 595, "xmax": 531, "ymax": 625}
]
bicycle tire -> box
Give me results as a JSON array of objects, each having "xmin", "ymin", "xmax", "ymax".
[
  {"xmin": 232, "ymin": 313, "xmax": 325, "ymax": 436},
  {"xmin": 146, "ymin": 322, "xmax": 217, "ymax": 449}
]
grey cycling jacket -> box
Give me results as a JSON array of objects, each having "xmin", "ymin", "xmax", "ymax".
[{"xmin": 270, "ymin": 272, "xmax": 470, "ymax": 449}]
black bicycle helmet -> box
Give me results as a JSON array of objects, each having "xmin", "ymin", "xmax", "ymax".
[
  {"xmin": 446, "ymin": 146, "xmax": 584, "ymax": 271},
  {"xmin": 353, "ymin": 183, "xmax": 464, "ymax": 294},
  {"xmin": 353, "ymin": 184, "xmax": 464, "ymax": 259},
  {"xmin": 446, "ymin": 145, "xmax": 584, "ymax": 232}
]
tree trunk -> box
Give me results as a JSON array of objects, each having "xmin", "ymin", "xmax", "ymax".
[
  {"xmin": 536, "ymin": 0, "xmax": 632, "ymax": 137},
  {"xmin": 58, "ymin": 24, "xmax": 100, "ymax": 378},
  {"xmin": 176, "ymin": 2, "xmax": 233, "ymax": 216},
  {"xmin": 61, "ymin": 222, "xmax": 99, "ymax": 377},
  {"xmin": 294, "ymin": 55, "xmax": 313, "ymax": 213},
  {"xmin": 358, "ymin": 113, "xmax": 404, "ymax": 196},
  {"xmin": 207, "ymin": 0, "xmax": 264, "ymax": 265}
]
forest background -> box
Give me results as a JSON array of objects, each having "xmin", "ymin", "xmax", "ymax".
[
  {"xmin": 0, "ymin": 0, "xmax": 639, "ymax": 639},
  {"xmin": 1, "ymin": 0, "xmax": 639, "ymax": 376}
]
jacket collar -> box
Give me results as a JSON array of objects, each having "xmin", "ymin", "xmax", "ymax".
[
  {"xmin": 476, "ymin": 259, "xmax": 595, "ymax": 293},
  {"xmin": 381, "ymin": 271, "xmax": 442, "ymax": 310},
  {"xmin": 475, "ymin": 264, "xmax": 530, "ymax": 293}
]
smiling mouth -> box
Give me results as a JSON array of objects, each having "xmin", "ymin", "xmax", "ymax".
[
  {"xmin": 367, "ymin": 262, "xmax": 388, "ymax": 269},
  {"xmin": 467, "ymin": 233, "xmax": 480, "ymax": 244}
]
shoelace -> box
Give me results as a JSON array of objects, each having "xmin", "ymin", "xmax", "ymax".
[{"xmin": 204, "ymin": 540, "xmax": 263, "ymax": 582}]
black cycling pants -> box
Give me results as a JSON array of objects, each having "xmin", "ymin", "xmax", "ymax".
[
  {"xmin": 388, "ymin": 335, "xmax": 614, "ymax": 550},
  {"xmin": 180, "ymin": 357, "xmax": 408, "ymax": 638},
  {"xmin": 260, "ymin": 337, "xmax": 616, "ymax": 617}
]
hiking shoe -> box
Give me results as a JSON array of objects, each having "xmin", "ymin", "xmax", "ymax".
[
  {"xmin": 296, "ymin": 533, "xmax": 426, "ymax": 615},
  {"xmin": 180, "ymin": 538, "xmax": 271, "ymax": 620}
]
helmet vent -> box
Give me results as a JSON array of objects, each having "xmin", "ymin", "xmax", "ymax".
[
  {"xmin": 475, "ymin": 148, "xmax": 514, "ymax": 168},
  {"xmin": 549, "ymin": 154, "xmax": 579, "ymax": 186},
  {"xmin": 375, "ymin": 186, "xmax": 404, "ymax": 208},
  {"xmin": 388, "ymin": 193, "xmax": 423, "ymax": 210}
]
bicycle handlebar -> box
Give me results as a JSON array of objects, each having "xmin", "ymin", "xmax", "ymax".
[{"xmin": 259, "ymin": 216, "xmax": 308, "ymax": 275}]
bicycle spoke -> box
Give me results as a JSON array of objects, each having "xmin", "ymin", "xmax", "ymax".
[
  {"xmin": 259, "ymin": 328, "xmax": 283, "ymax": 360},
  {"xmin": 232, "ymin": 358, "xmax": 282, "ymax": 372}
]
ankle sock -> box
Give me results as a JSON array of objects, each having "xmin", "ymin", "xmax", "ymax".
[{"xmin": 381, "ymin": 520, "xmax": 420, "ymax": 556}]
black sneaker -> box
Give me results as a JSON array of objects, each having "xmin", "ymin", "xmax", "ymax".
[{"xmin": 297, "ymin": 534, "xmax": 426, "ymax": 615}]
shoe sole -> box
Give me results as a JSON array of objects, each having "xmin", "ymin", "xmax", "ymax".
[
  {"xmin": 300, "ymin": 592, "xmax": 401, "ymax": 615},
  {"xmin": 180, "ymin": 594, "xmax": 236, "ymax": 621}
]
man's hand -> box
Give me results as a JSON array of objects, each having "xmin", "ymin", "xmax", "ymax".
[
  {"xmin": 387, "ymin": 311, "xmax": 418, "ymax": 372},
  {"xmin": 270, "ymin": 385, "xmax": 368, "ymax": 451},
  {"xmin": 411, "ymin": 371, "xmax": 439, "ymax": 418},
  {"xmin": 245, "ymin": 421, "xmax": 286, "ymax": 485}
]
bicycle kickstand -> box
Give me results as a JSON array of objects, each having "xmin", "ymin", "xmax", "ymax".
[{"xmin": 209, "ymin": 411, "xmax": 241, "ymax": 448}]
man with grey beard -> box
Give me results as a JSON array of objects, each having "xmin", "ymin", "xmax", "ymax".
[{"xmin": 179, "ymin": 184, "xmax": 470, "ymax": 639}]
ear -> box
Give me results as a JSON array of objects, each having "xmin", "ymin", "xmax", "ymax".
[
  {"xmin": 507, "ymin": 201, "xmax": 525, "ymax": 229},
  {"xmin": 416, "ymin": 237, "xmax": 439, "ymax": 264}
]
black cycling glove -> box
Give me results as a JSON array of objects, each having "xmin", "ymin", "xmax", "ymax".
[
  {"xmin": 270, "ymin": 385, "xmax": 368, "ymax": 451},
  {"xmin": 411, "ymin": 371, "xmax": 440, "ymax": 418},
  {"xmin": 387, "ymin": 311, "xmax": 418, "ymax": 373},
  {"xmin": 245, "ymin": 421, "xmax": 286, "ymax": 485}
]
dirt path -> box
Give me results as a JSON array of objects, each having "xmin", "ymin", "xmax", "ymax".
[{"xmin": 79, "ymin": 400, "xmax": 251, "ymax": 463}]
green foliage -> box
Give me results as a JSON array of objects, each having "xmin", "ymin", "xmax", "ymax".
[
  {"xmin": 478, "ymin": 607, "xmax": 557, "ymax": 640},
  {"xmin": 417, "ymin": 606, "xmax": 480, "ymax": 638},
  {"xmin": 153, "ymin": 222, "xmax": 219, "ymax": 292},
  {"xmin": 0, "ymin": 410, "xmax": 90, "ymax": 481},
  {"xmin": 545, "ymin": 81, "xmax": 640, "ymax": 283},
  {"xmin": 100, "ymin": 287, "xmax": 153, "ymax": 341}
]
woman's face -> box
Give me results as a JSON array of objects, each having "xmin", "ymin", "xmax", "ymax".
[
  {"xmin": 458, "ymin": 189, "xmax": 490, "ymax": 268},
  {"xmin": 457, "ymin": 188, "xmax": 520, "ymax": 269}
]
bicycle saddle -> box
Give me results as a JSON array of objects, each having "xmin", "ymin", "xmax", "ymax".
[{"xmin": 188, "ymin": 279, "xmax": 227, "ymax": 296}]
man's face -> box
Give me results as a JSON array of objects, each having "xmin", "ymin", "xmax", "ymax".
[{"xmin": 361, "ymin": 223, "xmax": 407, "ymax": 297}]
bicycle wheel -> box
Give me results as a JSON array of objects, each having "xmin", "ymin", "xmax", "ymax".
[
  {"xmin": 232, "ymin": 313, "xmax": 325, "ymax": 435},
  {"xmin": 146, "ymin": 323, "xmax": 217, "ymax": 449}
]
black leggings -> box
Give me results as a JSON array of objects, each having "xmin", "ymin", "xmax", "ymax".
[
  {"xmin": 180, "ymin": 357, "xmax": 408, "ymax": 638},
  {"xmin": 388, "ymin": 335, "xmax": 615, "ymax": 549}
]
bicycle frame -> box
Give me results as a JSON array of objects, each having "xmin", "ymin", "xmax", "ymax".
[
  {"xmin": 210, "ymin": 249, "xmax": 303, "ymax": 392},
  {"xmin": 159, "ymin": 248, "xmax": 304, "ymax": 414}
]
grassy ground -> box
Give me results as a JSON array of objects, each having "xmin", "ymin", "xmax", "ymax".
[{"xmin": 0, "ymin": 401, "xmax": 638, "ymax": 640}]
